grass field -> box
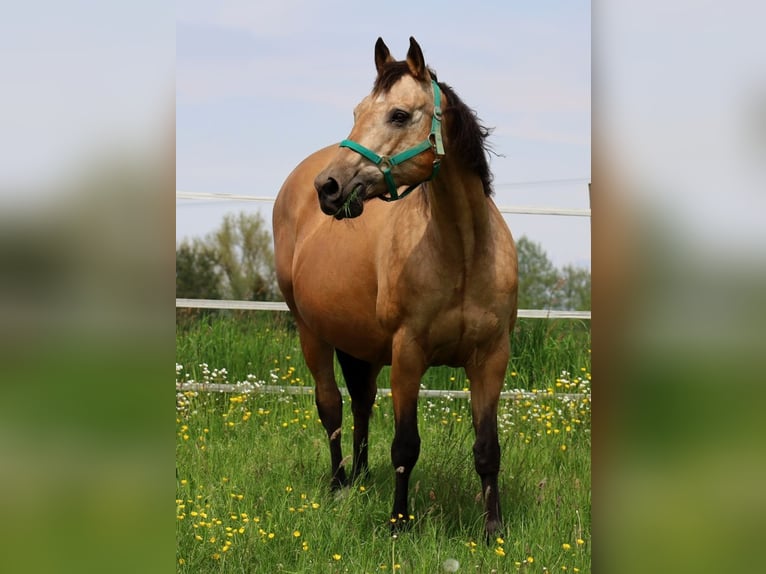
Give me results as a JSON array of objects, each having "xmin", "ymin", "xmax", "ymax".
[{"xmin": 176, "ymin": 313, "xmax": 591, "ymax": 573}]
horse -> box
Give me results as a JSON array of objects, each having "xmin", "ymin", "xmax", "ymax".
[{"xmin": 272, "ymin": 36, "xmax": 518, "ymax": 537}]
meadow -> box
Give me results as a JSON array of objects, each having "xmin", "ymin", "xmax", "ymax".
[{"xmin": 176, "ymin": 312, "xmax": 591, "ymax": 573}]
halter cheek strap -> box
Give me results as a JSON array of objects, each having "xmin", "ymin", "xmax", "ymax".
[{"xmin": 339, "ymin": 80, "xmax": 446, "ymax": 202}]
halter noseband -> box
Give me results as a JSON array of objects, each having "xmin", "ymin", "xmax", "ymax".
[{"xmin": 338, "ymin": 80, "xmax": 446, "ymax": 202}]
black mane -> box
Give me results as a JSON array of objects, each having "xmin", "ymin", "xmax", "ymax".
[{"xmin": 373, "ymin": 64, "xmax": 494, "ymax": 196}]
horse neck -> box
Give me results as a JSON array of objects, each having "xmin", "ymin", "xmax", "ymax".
[{"xmin": 422, "ymin": 160, "xmax": 490, "ymax": 264}]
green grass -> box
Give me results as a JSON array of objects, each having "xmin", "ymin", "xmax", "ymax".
[
  {"xmin": 176, "ymin": 311, "xmax": 590, "ymax": 392},
  {"xmin": 176, "ymin": 313, "xmax": 590, "ymax": 573}
]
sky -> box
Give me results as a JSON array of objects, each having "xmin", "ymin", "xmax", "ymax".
[{"xmin": 176, "ymin": 0, "xmax": 591, "ymax": 269}]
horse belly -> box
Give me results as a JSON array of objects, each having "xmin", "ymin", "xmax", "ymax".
[{"xmin": 292, "ymin": 248, "xmax": 391, "ymax": 363}]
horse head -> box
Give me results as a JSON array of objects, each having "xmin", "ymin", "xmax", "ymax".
[{"xmin": 315, "ymin": 37, "xmax": 445, "ymax": 219}]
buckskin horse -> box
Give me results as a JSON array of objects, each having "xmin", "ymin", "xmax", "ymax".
[{"xmin": 272, "ymin": 37, "xmax": 517, "ymax": 537}]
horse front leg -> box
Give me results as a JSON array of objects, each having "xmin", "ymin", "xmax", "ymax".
[
  {"xmin": 316, "ymin": 383, "xmax": 347, "ymax": 490},
  {"xmin": 389, "ymin": 337, "xmax": 426, "ymax": 532},
  {"xmin": 297, "ymin": 323, "xmax": 347, "ymax": 489},
  {"xmin": 465, "ymin": 340, "xmax": 510, "ymax": 539}
]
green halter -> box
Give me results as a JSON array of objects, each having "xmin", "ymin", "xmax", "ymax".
[{"xmin": 338, "ymin": 80, "xmax": 446, "ymax": 202}]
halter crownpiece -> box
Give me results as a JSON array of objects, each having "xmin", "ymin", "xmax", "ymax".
[{"xmin": 339, "ymin": 80, "xmax": 446, "ymax": 202}]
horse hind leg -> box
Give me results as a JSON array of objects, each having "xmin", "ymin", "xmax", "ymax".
[
  {"xmin": 297, "ymin": 323, "xmax": 347, "ymax": 489},
  {"xmin": 336, "ymin": 349, "xmax": 380, "ymax": 482}
]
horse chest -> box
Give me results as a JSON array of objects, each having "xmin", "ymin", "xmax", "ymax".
[{"xmin": 378, "ymin": 276, "xmax": 503, "ymax": 365}]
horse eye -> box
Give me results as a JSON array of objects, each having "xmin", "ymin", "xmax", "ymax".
[{"xmin": 389, "ymin": 109, "xmax": 410, "ymax": 125}]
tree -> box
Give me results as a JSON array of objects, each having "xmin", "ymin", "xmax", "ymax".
[
  {"xmin": 212, "ymin": 212, "xmax": 278, "ymax": 301},
  {"xmin": 175, "ymin": 211, "xmax": 279, "ymax": 303},
  {"xmin": 516, "ymin": 236, "xmax": 560, "ymax": 309},
  {"xmin": 176, "ymin": 239, "xmax": 223, "ymax": 324},
  {"xmin": 555, "ymin": 264, "xmax": 591, "ymax": 311},
  {"xmin": 515, "ymin": 236, "xmax": 591, "ymax": 311},
  {"xmin": 176, "ymin": 240, "xmax": 222, "ymax": 300}
]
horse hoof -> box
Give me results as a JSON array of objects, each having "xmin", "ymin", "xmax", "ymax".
[
  {"xmin": 484, "ymin": 519, "xmax": 504, "ymax": 543},
  {"xmin": 333, "ymin": 488, "xmax": 351, "ymax": 502},
  {"xmin": 330, "ymin": 474, "xmax": 349, "ymax": 491},
  {"xmin": 350, "ymin": 467, "xmax": 370, "ymax": 484},
  {"xmin": 389, "ymin": 514, "xmax": 413, "ymax": 536}
]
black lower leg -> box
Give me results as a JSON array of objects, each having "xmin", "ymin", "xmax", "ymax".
[
  {"xmin": 316, "ymin": 393, "xmax": 346, "ymax": 489},
  {"xmin": 336, "ymin": 349, "xmax": 377, "ymax": 481},
  {"xmin": 473, "ymin": 417, "xmax": 503, "ymax": 537},
  {"xmin": 390, "ymin": 415, "xmax": 420, "ymax": 532}
]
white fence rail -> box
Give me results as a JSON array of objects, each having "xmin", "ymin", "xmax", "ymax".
[
  {"xmin": 175, "ymin": 382, "xmax": 587, "ymax": 401},
  {"xmin": 176, "ymin": 298, "xmax": 591, "ymax": 320}
]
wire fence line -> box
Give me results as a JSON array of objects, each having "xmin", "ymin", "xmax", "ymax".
[
  {"xmin": 175, "ymin": 298, "xmax": 591, "ymax": 320},
  {"xmin": 175, "ymin": 382, "xmax": 587, "ymax": 402},
  {"xmin": 176, "ymin": 190, "xmax": 591, "ymax": 218},
  {"xmin": 493, "ymin": 177, "xmax": 591, "ymax": 189}
]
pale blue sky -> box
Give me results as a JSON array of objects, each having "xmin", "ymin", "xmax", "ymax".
[{"xmin": 176, "ymin": 0, "xmax": 591, "ymax": 268}]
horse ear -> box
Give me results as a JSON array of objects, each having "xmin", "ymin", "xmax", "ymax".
[
  {"xmin": 405, "ymin": 36, "xmax": 429, "ymax": 80},
  {"xmin": 375, "ymin": 37, "xmax": 394, "ymax": 74}
]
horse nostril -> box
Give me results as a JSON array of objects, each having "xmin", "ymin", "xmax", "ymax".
[{"xmin": 318, "ymin": 177, "xmax": 340, "ymax": 199}]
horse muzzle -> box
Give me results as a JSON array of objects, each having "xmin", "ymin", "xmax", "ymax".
[{"xmin": 315, "ymin": 176, "xmax": 366, "ymax": 220}]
